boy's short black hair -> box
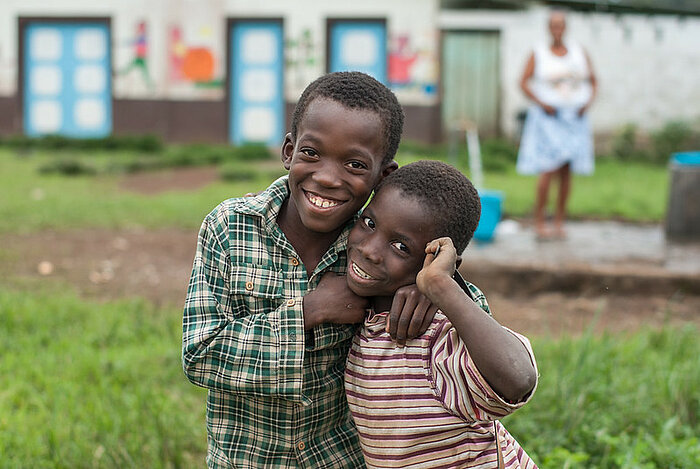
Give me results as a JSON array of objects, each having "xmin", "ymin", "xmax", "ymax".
[
  {"xmin": 375, "ymin": 160, "xmax": 481, "ymax": 254},
  {"xmin": 291, "ymin": 71, "xmax": 404, "ymax": 164}
]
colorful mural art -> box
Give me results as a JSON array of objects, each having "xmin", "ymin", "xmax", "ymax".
[
  {"xmin": 169, "ymin": 25, "xmax": 223, "ymax": 89},
  {"xmin": 117, "ymin": 20, "xmax": 153, "ymax": 89},
  {"xmin": 388, "ymin": 32, "xmax": 437, "ymax": 96}
]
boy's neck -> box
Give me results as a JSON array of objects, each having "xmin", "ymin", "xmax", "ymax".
[{"xmin": 277, "ymin": 199, "xmax": 344, "ymax": 274}]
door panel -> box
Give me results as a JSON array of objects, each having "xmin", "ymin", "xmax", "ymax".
[
  {"xmin": 229, "ymin": 21, "xmax": 284, "ymax": 146},
  {"xmin": 328, "ymin": 20, "xmax": 387, "ymax": 84},
  {"xmin": 23, "ymin": 22, "xmax": 112, "ymax": 137},
  {"xmin": 442, "ymin": 31, "xmax": 500, "ymax": 135}
]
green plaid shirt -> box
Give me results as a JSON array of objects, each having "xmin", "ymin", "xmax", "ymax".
[{"xmin": 183, "ymin": 176, "xmax": 364, "ymax": 468}]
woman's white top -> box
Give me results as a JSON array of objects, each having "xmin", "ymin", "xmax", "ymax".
[{"xmin": 531, "ymin": 41, "xmax": 592, "ymax": 109}]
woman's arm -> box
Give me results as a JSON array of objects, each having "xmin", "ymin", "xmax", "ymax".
[
  {"xmin": 579, "ymin": 50, "xmax": 598, "ymax": 116},
  {"xmin": 520, "ymin": 52, "xmax": 556, "ymax": 115}
]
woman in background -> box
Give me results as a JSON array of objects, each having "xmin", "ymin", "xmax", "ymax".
[{"xmin": 517, "ymin": 10, "xmax": 597, "ymax": 240}]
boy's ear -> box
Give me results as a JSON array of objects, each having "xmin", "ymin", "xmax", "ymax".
[
  {"xmin": 281, "ymin": 133, "xmax": 294, "ymax": 170},
  {"xmin": 455, "ymin": 255, "xmax": 463, "ymax": 270},
  {"xmin": 380, "ymin": 161, "xmax": 399, "ymax": 179}
]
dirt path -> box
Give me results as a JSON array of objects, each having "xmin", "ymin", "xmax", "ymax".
[{"xmin": 3, "ymin": 228, "xmax": 698, "ymax": 337}]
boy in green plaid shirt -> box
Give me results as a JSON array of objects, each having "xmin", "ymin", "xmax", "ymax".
[{"xmin": 183, "ymin": 72, "xmax": 440, "ymax": 468}]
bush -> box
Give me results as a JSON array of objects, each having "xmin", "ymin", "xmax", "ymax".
[
  {"xmin": 610, "ymin": 121, "xmax": 700, "ymax": 165},
  {"xmin": 481, "ymin": 138, "xmax": 518, "ymax": 172},
  {"xmin": 231, "ymin": 143, "xmax": 273, "ymax": 161},
  {"xmin": 651, "ymin": 121, "xmax": 696, "ymax": 164},
  {"xmin": 37, "ymin": 158, "xmax": 97, "ymax": 176},
  {"xmin": 611, "ymin": 123, "xmax": 648, "ymax": 161},
  {"xmin": 0, "ymin": 134, "xmax": 164, "ymax": 153}
]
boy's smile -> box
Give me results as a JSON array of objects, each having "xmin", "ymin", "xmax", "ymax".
[
  {"xmin": 347, "ymin": 185, "xmax": 437, "ymax": 301},
  {"xmin": 280, "ymin": 98, "xmax": 396, "ymax": 238}
]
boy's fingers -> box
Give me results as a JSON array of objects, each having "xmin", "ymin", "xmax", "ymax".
[
  {"xmin": 389, "ymin": 292, "xmax": 418, "ymax": 346},
  {"xmin": 407, "ymin": 297, "xmax": 430, "ymax": 338},
  {"xmin": 419, "ymin": 304, "xmax": 437, "ymax": 335}
]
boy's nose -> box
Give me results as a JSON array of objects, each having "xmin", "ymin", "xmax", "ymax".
[
  {"xmin": 358, "ymin": 236, "xmax": 382, "ymax": 264},
  {"xmin": 312, "ymin": 161, "xmax": 342, "ymax": 188}
]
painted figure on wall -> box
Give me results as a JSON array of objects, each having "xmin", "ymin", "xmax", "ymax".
[
  {"xmin": 388, "ymin": 34, "xmax": 417, "ymax": 86},
  {"xmin": 168, "ymin": 24, "xmax": 222, "ymax": 89},
  {"xmin": 118, "ymin": 20, "xmax": 153, "ymax": 89},
  {"xmin": 388, "ymin": 32, "xmax": 437, "ymax": 96}
]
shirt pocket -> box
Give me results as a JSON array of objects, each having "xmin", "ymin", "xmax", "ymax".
[{"xmin": 229, "ymin": 264, "xmax": 283, "ymax": 317}]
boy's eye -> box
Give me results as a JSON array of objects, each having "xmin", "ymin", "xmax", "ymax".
[
  {"xmin": 391, "ymin": 241, "xmax": 409, "ymax": 253},
  {"xmin": 362, "ymin": 216, "xmax": 375, "ymax": 229},
  {"xmin": 301, "ymin": 148, "xmax": 318, "ymax": 157},
  {"xmin": 348, "ymin": 161, "xmax": 368, "ymax": 170}
]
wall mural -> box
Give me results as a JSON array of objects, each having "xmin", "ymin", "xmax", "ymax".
[
  {"xmin": 388, "ymin": 32, "xmax": 437, "ymax": 96},
  {"xmin": 117, "ymin": 20, "xmax": 153, "ymax": 89},
  {"xmin": 169, "ymin": 24, "xmax": 223, "ymax": 89}
]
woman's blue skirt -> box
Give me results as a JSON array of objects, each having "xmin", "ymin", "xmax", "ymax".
[{"xmin": 516, "ymin": 105, "xmax": 594, "ymax": 175}]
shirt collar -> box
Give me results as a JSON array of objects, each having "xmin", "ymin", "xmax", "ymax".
[{"xmin": 235, "ymin": 175, "xmax": 358, "ymax": 273}]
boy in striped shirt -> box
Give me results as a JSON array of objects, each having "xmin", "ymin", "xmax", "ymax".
[{"xmin": 344, "ymin": 160, "xmax": 539, "ymax": 468}]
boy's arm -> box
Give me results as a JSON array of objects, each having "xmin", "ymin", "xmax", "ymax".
[
  {"xmin": 417, "ymin": 238, "xmax": 538, "ymax": 404},
  {"xmin": 182, "ymin": 214, "xmax": 306, "ymax": 403}
]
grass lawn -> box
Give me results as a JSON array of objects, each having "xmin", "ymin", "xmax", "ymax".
[
  {"xmin": 1, "ymin": 288, "xmax": 698, "ymax": 468},
  {"xmin": 0, "ymin": 145, "xmax": 695, "ymax": 467},
  {"xmin": 0, "ymin": 147, "xmax": 669, "ymax": 235}
]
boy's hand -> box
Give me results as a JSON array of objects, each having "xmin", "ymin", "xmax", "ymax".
[
  {"xmin": 387, "ymin": 285, "xmax": 438, "ymax": 346},
  {"xmin": 303, "ymin": 272, "xmax": 369, "ymax": 330},
  {"xmin": 416, "ymin": 238, "xmax": 458, "ymax": 301}
]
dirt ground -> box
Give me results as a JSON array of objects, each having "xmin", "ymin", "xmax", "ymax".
[
  {"xmin": 2, "ymin": 167, "xmax": 698, "ymax": 337},
  {"xmin": 4, "ymin": 226, "xmax": 699, "ymax": 338}
]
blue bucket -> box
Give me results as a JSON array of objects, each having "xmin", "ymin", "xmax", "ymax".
[
  {"xmin": 474, "ymin": 189, "xmax": 504, "ymax": 242},
  {"xmin": 671, "ymin": 151, "xmax": 700, "ymax": 166}
]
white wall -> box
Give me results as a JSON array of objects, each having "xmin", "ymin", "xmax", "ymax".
[
  {"xmin": 439, "ymin": 6, "xmax": 700, "ymax": 136},
  {"xmin": 0, "ymin": 0, "xmax": 439, "ymax": 104}
]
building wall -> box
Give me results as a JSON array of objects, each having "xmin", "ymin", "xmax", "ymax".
[
  {"xmin": 439, "ymin": 6, "xmax": 700, "ymax": 138},
  {"xmin": 0, "ymin": 0, "xmax": 441, "ymax": 142}
]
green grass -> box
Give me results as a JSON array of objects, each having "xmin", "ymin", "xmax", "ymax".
[
  {"xmin": 397, "ymin": 151, "xmax": 669, "ymax": 222},
  {"xmin": 1, "ymin": 288, "xmax": 697, "ymax": 468},
  {"xmin": 504, "ymin": 323, "xmax": 700, "ymax": 468},
  {"xmin": 0, "ymin": 146, "xmax": 670, "ymax": 235},
  {"xmin": 0, "ymin": 149, "xmax": 277, "ymax": 234},
  {"xmin": 0, "ymin": 288, "xmax": 207, "ymax": 468}
]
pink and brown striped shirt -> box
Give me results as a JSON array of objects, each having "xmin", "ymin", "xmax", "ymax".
[{"xmin": 345, "ymin": 303, "xmax": 539, "ymax": 469}]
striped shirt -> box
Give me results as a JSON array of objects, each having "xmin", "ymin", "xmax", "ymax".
[
  {"xmin": 183, "ymin": 176, "xmax": 364, "ymax": 468},
  {"xmin": 345, "ymin": 284, "xmax": 539, "ymax": 469}
]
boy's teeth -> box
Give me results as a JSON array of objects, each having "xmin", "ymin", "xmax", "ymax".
[
  {"xmin": 352, "ymin": 262, "xmax": 374, "ymax": 280},
  {"xmin": 309, "ymin": 195, "xmax": 338, "ymax": 208}
]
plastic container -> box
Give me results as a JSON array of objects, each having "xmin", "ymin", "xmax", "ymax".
[
  {"xmin": 665, "ymin": 151, "xmax": 700, "ymax": 241},
  {"xmin": 473, "ymin": 189, "xmax": 504, "ymax": 242}
]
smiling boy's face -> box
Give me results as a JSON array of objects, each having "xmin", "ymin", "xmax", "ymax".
[
  {"xmin": 281, "ymin": 98, "xmax": 396, "ymax": 237},
  {"xmin": 347, "ymin": 185, "xmax": 438, "ymax": 299}
]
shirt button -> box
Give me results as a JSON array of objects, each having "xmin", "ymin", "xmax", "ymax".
[
  {"xmin": 245, "ymin": 281, "xmax": 254, "ymax": 291},
  {"xmin": 286, "ymin": 298, "xmax": 296, "ymax": 307},
  {"xmin": 289, "ymin": 332, "xmax": 296, "ymax": 341},
  {"xmin": 290, "ymin": 257, "xmax": 299, "ymax": 266},
  {"xmin": 297, "ymin": 441, "xmax": 305, "ymax": 451}
]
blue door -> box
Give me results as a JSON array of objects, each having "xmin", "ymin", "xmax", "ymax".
[
  {"xmin": 229, "ymin": 21, "xmax": 284, "ymax": 146},
  {"xmin": 23, "ymin": 22, "xmax": 112, "ymax": 137},
  {"xmin": 328, "ymin": 21, "xmax": 387, "ymax": 84}
]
